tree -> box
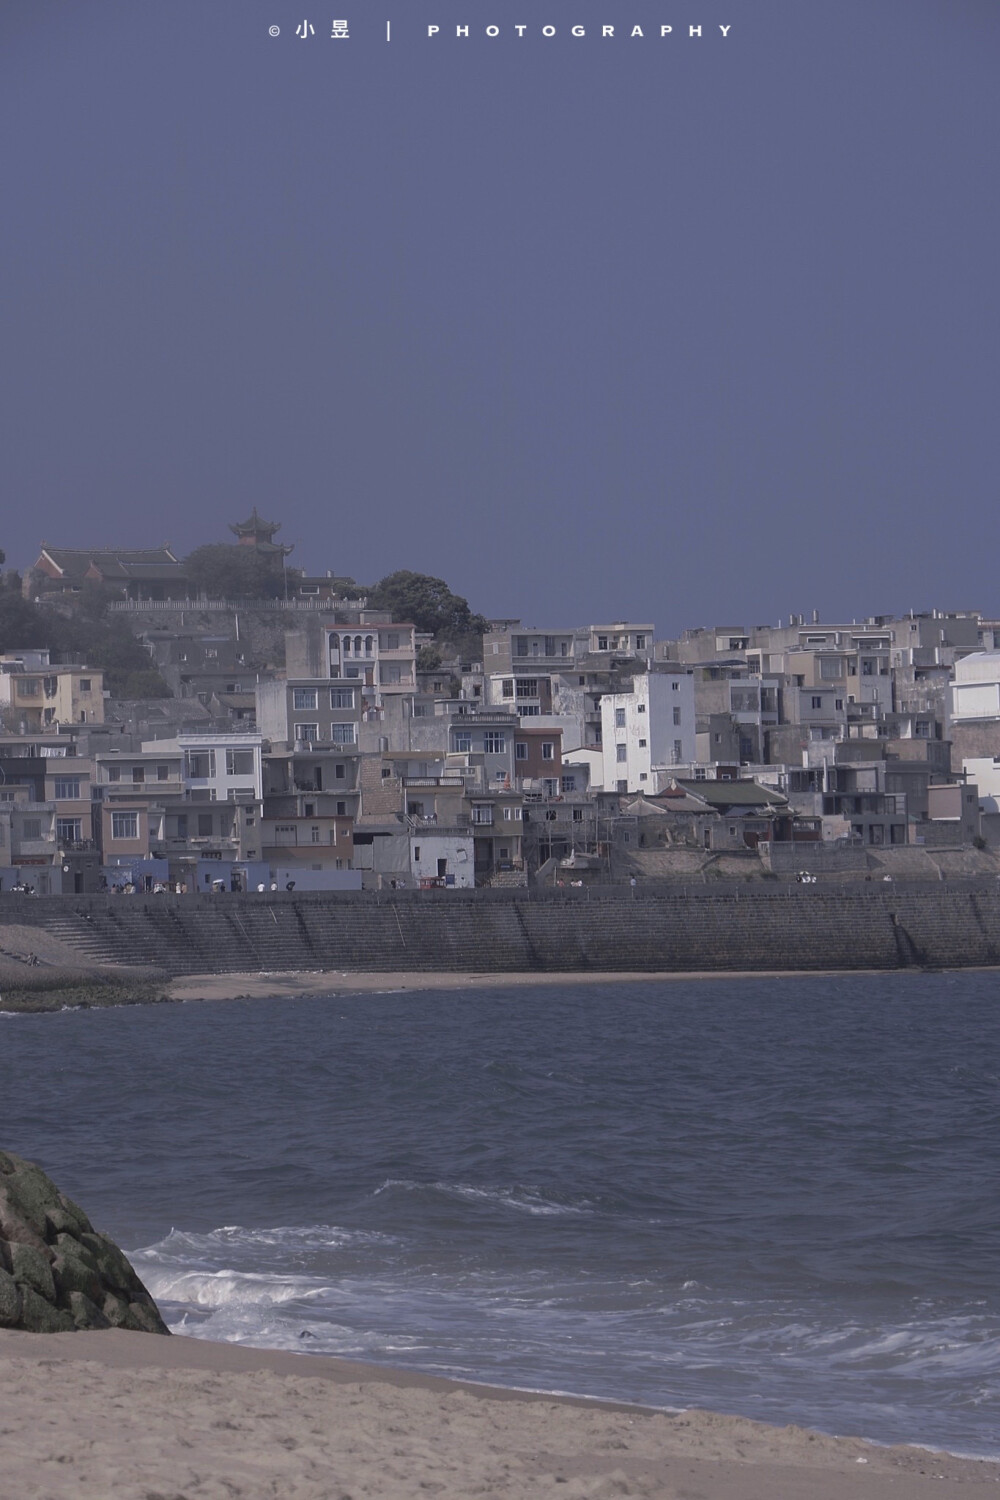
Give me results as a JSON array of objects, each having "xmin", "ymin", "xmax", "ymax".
[
  {"xmin": 185, "ymin": 544, "xmax": 288, "ymax": 600},
  {"xmin": 367, "ymin": 571, "xmax": 487, "ymax": 643}
]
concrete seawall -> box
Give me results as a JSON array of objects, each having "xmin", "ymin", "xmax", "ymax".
[{"xmin": 3, "ymin": 881, "xmax": 1000, "ymax": 979}]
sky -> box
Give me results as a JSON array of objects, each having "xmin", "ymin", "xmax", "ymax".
[{"xmin": 2, "ymin": 0, "xmax": 998, "ymax": 637}]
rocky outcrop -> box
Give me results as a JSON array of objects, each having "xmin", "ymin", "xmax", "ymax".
[{"xmin": 0, "ymin": 1150, "xmax": 169, "ymax": 1334}]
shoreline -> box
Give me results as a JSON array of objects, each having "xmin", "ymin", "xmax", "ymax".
[
  {"xmin": 2, "ymin": 962, "xmax": 993, "ymax": 1013},
  {"xmin": 1, "ymin": 1328, "xmax": 997, "ymax": 1498}
]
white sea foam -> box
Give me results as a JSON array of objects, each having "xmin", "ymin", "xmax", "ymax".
[{"xmin": 141, "ymin": 1266, "xmax": 329, "ymax": 1310}]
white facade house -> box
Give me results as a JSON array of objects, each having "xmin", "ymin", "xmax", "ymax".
[
  {"xmin": 151, "ymin": 733, "xmax": 264, "ymax": 803},
  {"xmin": 409, "ymin": 831, "xmax": 475, "ymax": 888},
  {"xmin": 601, "ymin": 671, "xmax": 696, "ymax": 794},
  {"xmin": 950, "ymin": 652, "xmax": 1000, "ymax": 723},
  {"xmin": 325, "ymin": 624, "xmax": 416, "ymax": 699}
]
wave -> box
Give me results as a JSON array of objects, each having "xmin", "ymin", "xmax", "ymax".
[
  {"xmin": 140, "ymin": 1266, "xmax": 329, "ymax": 1310},
  {"xmin": 134, "ymin": 1222, "xmax": 396, "ymax": 1262},
  {"xmin": 372, "ymin": 1179, "xmax": 594, "ymax": 1217}
]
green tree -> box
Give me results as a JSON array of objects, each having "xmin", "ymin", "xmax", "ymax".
[
  {"xmin": 367, "ymin": 571, "xmax": 487, "ymax": 643},
  {"xmin": 185, "ymin": 544, "xmax": 289, "ymax": 600}
]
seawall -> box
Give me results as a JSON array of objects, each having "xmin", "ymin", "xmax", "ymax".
[{"xmin": 2, "ymin": 881, "xmax": 1000, "ymax": 980}]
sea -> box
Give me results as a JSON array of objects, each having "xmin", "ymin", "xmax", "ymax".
[{"xmin": 2, "ymin": 972, "xmax": 998, "ymax": 1458}]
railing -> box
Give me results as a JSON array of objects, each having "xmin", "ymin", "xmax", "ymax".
[{"xmin": 108, "ymin": 596, "xmax": 368, "ymax": 612}]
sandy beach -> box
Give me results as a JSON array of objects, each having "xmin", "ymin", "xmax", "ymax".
[
  {"xmin": 163, "ymin": 966, "xmax": 865, "ymax": 1003},
  {"xmin": 1, "ymin": 1328, "xmax": 997, "ymax": 1499}
]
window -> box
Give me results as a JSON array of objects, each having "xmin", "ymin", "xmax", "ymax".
[
  {"xmin": 638, "ymin": 738, "xmax": 647, "ymax": 748},
  {"xmin": 157, "ymin": 764, "xmax": 170, "ymax": 781},
  {"xmin": 561, "ymin": 776, "xmax": 576, "ymax": 792},
  {"xmin": 453, "ymin": 731, "xmax": 472, "ymax": 753},
  {"xmin": 293, "ymin": 689, "xmax": 318, "ymax": 711},
  {"xmin": 311, "ymin": 826, "xmax": 321, "ymax": 844},
  {"xmin": 294, "ymin": 724, "xmax": 320, "ymax": 741},
  {"xmin": 330, "ymin": 688, "xmax": 354, "ymax": 709},
  {"xmin": 198, "ymin": 813, "xmax": 214, "ymax": 836},
  {"xmin": 111, "ymin": 812, "xmax": 138, "ymax": 840},
  {"xmin": 53, "ymin": 777, "xmax": 81, "ymax": 799},
  {"xmin": 520, "ymin": 704, "xmax": 540, "ymax": 717},
  {"xmin": 56, "ymin": 818, "xmax": 82, "ymax": 843},
  {"xmin": 483, "ymin": 732, "xmax": 505, "ymax": 754},
  {"xmin": 386, "ymin": 632, "xmax": 400, "ymax": 650},
  {"xmin": 330, "ymin": 723, "xmax": 356, "ymax": 745},
  {"xmin": 187, "ymin": 751, "xmax": 214, "ymax": 778},
  {"xmin": 335, "ymin": 763, "xmax": 345, "ymax": 779},
  {"xmin": 811, "ymin": 696, "xmax": 823, "ymax": 709},
  {"xmin": 671, "ymin": 681, "xmax": 679, "ymax": 691},
  {"xmin": 614, "ymin": 708, "xmax": 626, "ymax": 728},
  {"xmin": 471, "ymin": 806, "xmax": 493, "ymax": 825},
  {"xmin": 107, "ymin": 765, "xmax": 121, "ymax": 783},
  {"xmin": 503, "ymin": 806, "xmax": 512, "ymax": 820},
  {"xmin": 299, "ymin": 584, "xmax": 320, "ymax": 595},
  {"xmin": 78, "ymin": 679, "xmax": 91, "ymax": 693},
  {"xmin": 573, "ymin": 807, "xmax": 583, "ymax": 822},
  {"xmin": 635, "ymin": 635, "xmax": 646, "ymax": 649},
  {"xmin": 673, "ymin": 740, "xmax": 683, "ymax": 760},
  {"xmin": 639, "ymin": 772, "xmax": 648, "ymax": 781},
  {"xmin": 21, "ymin": 818, "xmax": 42, "ymax": 841},
  {"xmin": 616, "ymin": 745, "xmax": 627, "ymax": 762},
  {"xmin": 835, "ymin": 699, "xmax": 844, "ymax": 710},
  {"xmin": 175, "ymin": 814, "xmax": 188, "ymax": 838},
  {"xmin": 132, "ymin": 766, "xmax": 145, "ymax": 783},
  {"xmin": 672, "ymin": 707, "xmax": 681, "ymax": 726},
  {"xmin": 598, "ymin": 636, "xmax": 609, "ymax": 651},
  {"xmin": 541, "ymin": 742, "xmax": 554, "ymax": 761},
  {"xmin": 502, "ymin": 679, "xmax": 514, "ymax": 698},
  {"xmin": 515, "ymin": 742, "xmax": 528, "ymax": 761},
  {"xmin": 545, "ymin": 810, "xmax": 557, "ymax": 822},
  {"xmin": 637, "ymin": 703, "xmax": 646, "ymax": 714},
  {"xmin": 515, "ymin": 679, "xmax": 538, "ymax": 697}
]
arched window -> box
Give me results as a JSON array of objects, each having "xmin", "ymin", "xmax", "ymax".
[{"xmin": 364, "ymin": 635, "xmax": 374, "ymax": 656}]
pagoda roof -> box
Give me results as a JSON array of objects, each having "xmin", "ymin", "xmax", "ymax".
[{"xmin": 230, "ymin": 507, "xmax": 282, "ymax": 538}]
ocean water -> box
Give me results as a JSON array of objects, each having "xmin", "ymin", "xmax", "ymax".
[{"xmin": 2, "ymin": 972, "xmax": 999, "ymax": 1456}]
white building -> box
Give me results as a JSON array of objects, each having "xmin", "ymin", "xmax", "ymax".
[
  {"xmin": 150, "ymin": 733, "xmax": 264, "ymax": 804},
  {"xmin": 601, "ymin": 670, "xmax": 696, "ymax": 794},
  {"xmin": 949, "ymin": 652, "xmax": 1000, "ymax": 723}
]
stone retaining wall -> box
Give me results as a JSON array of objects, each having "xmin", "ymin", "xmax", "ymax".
[{"xmin": 2, "ymin": 882, "xmax": 999, "ymax": 977}]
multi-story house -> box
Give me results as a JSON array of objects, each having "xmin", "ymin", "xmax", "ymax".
[
  {"xmin": 600, "ymin": 670, "xmax": 697, "ymax": 794},
  {"xmin": 0, "ymin": 653, "xmax": 104, "ymax": 730}
]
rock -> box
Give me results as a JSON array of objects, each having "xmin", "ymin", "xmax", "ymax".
[
  {"xmin": 0, "ymin": 1267, "xmax": 22, "ymax": 1326},
  {"xmin": 67, "ymin": 1291, "xmax": 111, "ymax": 1330},
  {"xmin": 19, "ymin": 1286, "xmax": 75, "ymax": 1333},
  {"xmin": 9, "ymin": 1243, "xmax": 56, "ymax": 1303},
  {"xmin": 0, "ymin": 1149, "xmax": 170, "ymax": 1335}
]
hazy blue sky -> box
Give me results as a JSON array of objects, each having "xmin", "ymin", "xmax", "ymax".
[{"xmin": 2, "ymin": 1, "xmax": 998, "ymax": 635}]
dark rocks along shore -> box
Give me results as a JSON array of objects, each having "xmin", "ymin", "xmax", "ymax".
[{"xmin": 0, "ymin": 1149, "xmax": 169, "ymax": 1335}]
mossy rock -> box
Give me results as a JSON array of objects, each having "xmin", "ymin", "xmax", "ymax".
[{"xmin": 0, "ymin": 1149, "xmax": 169, "ymax": 1335}]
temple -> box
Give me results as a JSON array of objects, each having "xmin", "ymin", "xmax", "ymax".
[{"xmin": 229, "ymin": 509, "xmax": 294, "ymax": 560}]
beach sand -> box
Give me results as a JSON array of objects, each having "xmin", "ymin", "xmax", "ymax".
[
  {"xmin": 164, "ymin": 967, "xmax": 853, "ymax": 1003},
  {"xmin": 1, "ymin": 1329, "xmax": 997, "ymax": 1499}
]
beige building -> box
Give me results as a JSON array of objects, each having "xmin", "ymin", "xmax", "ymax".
[{"xmin": 0, "ymin": 653, "xmax": 104, "ymax": 729}]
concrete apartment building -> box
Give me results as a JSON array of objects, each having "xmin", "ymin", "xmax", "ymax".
[
  {"xmin": 0, "ymin": 653, "xmax": 104, "ymax": 729},
  {"xmin": 601, "ymin": 670, "xmax": 697, "ymax": 794}
]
